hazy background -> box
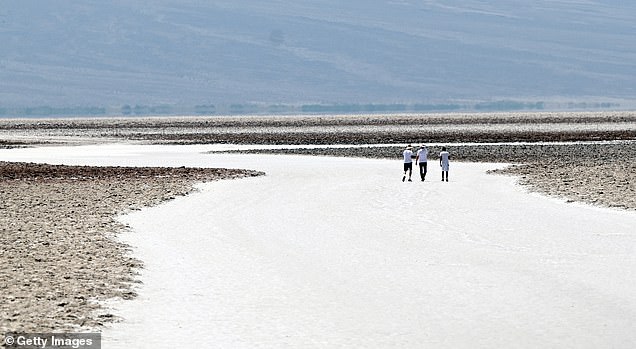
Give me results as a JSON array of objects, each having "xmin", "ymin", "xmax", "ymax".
[{"xmin": 1, "ymin": 0, "xmax": 634, "ymax": 114}]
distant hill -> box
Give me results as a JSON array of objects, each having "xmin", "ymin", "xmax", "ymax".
[{"xmin": 1, "ymin": 0, "xmax": 634, "ymax": 113}]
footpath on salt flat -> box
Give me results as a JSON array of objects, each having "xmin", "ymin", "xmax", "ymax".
[{"xmin": 2, "ymin": 144, "xmax": 636, "ymax": 349}]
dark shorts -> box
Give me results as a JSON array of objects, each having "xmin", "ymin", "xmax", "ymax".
[{"xmin": 404, "ymin": 163, "xmax": 413, "ymax": 171}]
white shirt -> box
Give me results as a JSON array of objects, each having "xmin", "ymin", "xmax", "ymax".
[
  {"xmin": 416, "ymin": 148, "xmax": 428, "ymax": 163},
  {"xmin": 440, "ymin": 151, "xmax": 450, "ymax": 170},
  {"xmin": 403, "ymin": 149, "xmax": 413, "ymax": 163}
]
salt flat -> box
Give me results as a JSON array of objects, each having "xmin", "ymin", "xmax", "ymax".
[{"xmin": 2, "ymin": 144, "xmax": 635, "ymax": 348}]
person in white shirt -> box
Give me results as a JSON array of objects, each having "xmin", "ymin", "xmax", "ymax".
[
  {"xmin": 415, "ymin": 144, "xmax": 428, "ymax": 181},
  {"xmin": 439, "ymin": 146, "xmax": 450, "ymax": 182},
  {"xmin": 402, "ymin": 145, "xmax": 413, "ymax": 182}
]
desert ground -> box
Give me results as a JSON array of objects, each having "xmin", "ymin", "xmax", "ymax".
[{"xmin": 1, "ymin": 111, "xmax": 635, "ymax": 347}]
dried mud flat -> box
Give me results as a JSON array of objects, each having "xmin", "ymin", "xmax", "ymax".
[{"xmin": 0, "ymin": 162, "xmax": 262, "ymax": 341}]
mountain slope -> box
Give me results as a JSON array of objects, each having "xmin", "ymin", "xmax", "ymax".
[{"xmin": 0, "ymin": 0, "xmax": 634, "ymax": 107}]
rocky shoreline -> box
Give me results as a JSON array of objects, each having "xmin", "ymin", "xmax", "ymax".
[{"xmin": 0, "ymin": 162, "xmax": 263, "ymax": 340}]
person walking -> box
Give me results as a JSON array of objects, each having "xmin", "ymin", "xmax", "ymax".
[
  {"xmin": 402, "ymin": 145, "xmax": 413, "ymax": 182},
  {"xmin": 439, "ymin": 146, "xmax": 450, "ymax": 182},
  {"xmin": 415, "ymin": 144, "xmax": 428, "ymax": 181}
]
